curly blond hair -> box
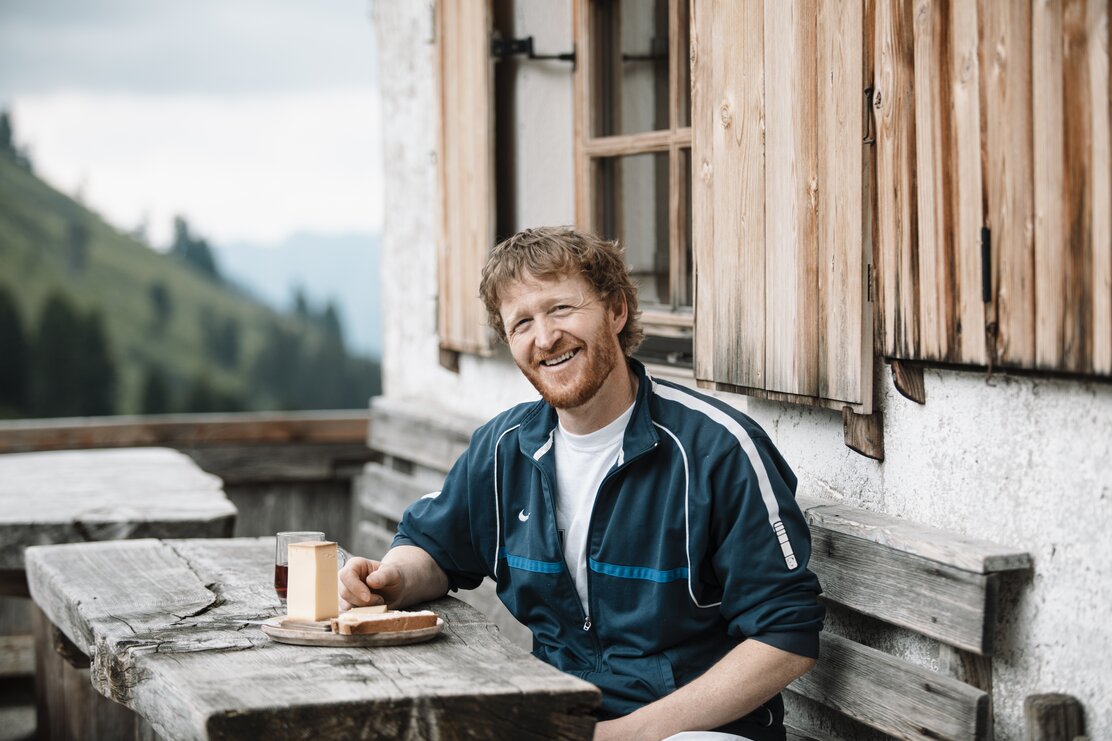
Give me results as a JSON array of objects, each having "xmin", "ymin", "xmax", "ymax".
[{"xmin": 479, "ymin": 226, "xmax": 644, "ymax": 355}]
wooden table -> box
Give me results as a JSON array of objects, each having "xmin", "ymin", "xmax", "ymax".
[
  {"xmin": 0, "ymin": 447, "xmax": 237, "ymax": 590},
  {"xmin": 26, "ymin": 537, "xmax": 599, "ymax": 740}
]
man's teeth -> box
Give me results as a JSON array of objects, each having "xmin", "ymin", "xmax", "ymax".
[{"xmin": 542, "ymin": 350, "xmax": 576, "ymax": 367}]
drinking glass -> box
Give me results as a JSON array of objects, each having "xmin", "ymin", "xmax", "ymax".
[{"xmin": 274, "ymin": 531, "xmax": 324, "ymax": 601}]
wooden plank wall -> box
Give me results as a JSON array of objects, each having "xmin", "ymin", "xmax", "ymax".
[
  {"xmin": 692, "ymin": 0, "xmax": 872, "ymax": 412},
  {"xmin": 877, "ymin": 0, "xmax": 1111, "ymax": 375},
  {"xmin": 437, "ymin": 0, "xmax": 496, "ymax": 357}
]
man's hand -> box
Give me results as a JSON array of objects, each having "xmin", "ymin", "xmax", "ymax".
[
  {"xmin": 337, "ymin": 545, "xmax": 450, "ymax": 611},
  {"xmin": 338, "ymin": 558, "xmax": 406, "ymax": 610}
]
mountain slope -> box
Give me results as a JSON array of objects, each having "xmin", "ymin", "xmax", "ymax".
[{"xmin": 0, "ymin": 155, "xmax": 378, "ymax": 415}]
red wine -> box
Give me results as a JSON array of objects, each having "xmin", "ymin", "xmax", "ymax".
[{"xmin": 274, "ymin": 563, "xmax": 288, "ymax": 600}]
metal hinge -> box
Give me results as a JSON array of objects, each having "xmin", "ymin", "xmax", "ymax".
[
  {"xmin": 981, "ymin": 227, "xmax": 992, "ymax": 303},
  {"xmin": 490, "ymin": 35, "xmax": 576, "ymax": 65}
]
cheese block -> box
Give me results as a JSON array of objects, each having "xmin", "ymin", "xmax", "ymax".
[
  {"xmin": 333, "ymin": 609, "xmax": 438, "ymax": 635},
  {"xmin": 286, "ymin": 541, "xmax": 340, "ymax": 622}
]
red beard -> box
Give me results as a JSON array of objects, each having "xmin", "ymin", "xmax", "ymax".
[{"xmin": 518, "ymin": 333, "xmax": 621, "ymax": 410}]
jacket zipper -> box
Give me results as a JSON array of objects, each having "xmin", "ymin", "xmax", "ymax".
[
  {"xmin": 582, "ymin": 439, "xmax": 659, "ymax": 673},
  {"xmin": 530, "ymin": 456, "xmax": 604, "ymax": 668}
]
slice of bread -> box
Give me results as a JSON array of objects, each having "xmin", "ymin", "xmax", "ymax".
[{"xmin": 332, "ymin": 609, "xmax": 438, "ymax": 635}]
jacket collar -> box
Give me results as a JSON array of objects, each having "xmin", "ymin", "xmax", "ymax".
[{"xmin": 517, "ymin": 358, "xmax": 660, "ymax": 465}]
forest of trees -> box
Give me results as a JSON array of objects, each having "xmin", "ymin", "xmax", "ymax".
[
  {"xmin": 0, "ymin": 280, "xmax": 381, "ymax": 419},
  {"xmin": 0, "ymin": 110, "xmax": 381, "ymax": 419}
]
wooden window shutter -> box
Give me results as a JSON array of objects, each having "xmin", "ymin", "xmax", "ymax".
[
  {"xmin": 692, "ymin": 1, "xmax": 874, "ymax": 414},
  {"xmin": 437, "ymin": 0, "xmax": 496, "ymax": 357},
  {"xmin": 876, "ymin": 0, "xmax": 1111, "ymax": 376}
]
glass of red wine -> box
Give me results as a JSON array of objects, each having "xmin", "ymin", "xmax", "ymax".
[{"xmin": 274, "ymin": 531, "xmax": 324, "ymax": 601}]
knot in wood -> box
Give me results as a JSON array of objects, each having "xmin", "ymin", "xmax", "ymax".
[
  {"xmin": 719, "ymin": 102, "xmax": 733, "ymax": 129},
  {"xmin": 873, "ymin": 89, "xmax": 883, "ymax": 108},
  {"xmin": 700, "ymin": 160, "xmax": 713, "ymax": 183}
]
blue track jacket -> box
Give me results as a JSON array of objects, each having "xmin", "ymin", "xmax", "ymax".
[{"xmin": 394, "ymin": 360, "xmax": 824, "ymax": 738}]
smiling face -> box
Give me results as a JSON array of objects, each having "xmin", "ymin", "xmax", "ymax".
[{"xmin": 499, "ymin": 271, "xmax": 629, "ymax": 415}]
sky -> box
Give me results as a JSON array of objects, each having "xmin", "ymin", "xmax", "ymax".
[{"xmin": 0, "ymin": 0, "xmax": 382, "ymax": 247}]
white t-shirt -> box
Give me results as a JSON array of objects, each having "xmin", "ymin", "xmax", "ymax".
[{"xmin": 553, "ymin": 401, "xmax": 636, "ymax": 615}]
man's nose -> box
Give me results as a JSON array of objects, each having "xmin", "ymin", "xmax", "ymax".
[{"xmin": 534, "ymin": 317, "xmax": 561, "ymax": 350}]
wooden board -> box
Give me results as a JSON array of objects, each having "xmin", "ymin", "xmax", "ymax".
[
  {"xmin": 437, "ymin": 0, "xmax": 495, "ymax": 357},
  {"xmin": 0, "ymin": 447, "xmax": 236, "ymax": 570},
  {"xmin": 368, "ymin": 396, "xmax": 477, "ymax": 473},
  {"xmin": 0, "ymin": 410, "xmax": 370, "ymax": 454},
  {"xmin": 692, "ymin": 0, "xmax": 870, "ymax": 412},
  {"xmin": 261, "ymin": 617, "xmax": 442, "ymax": 647},
  {"xmin": 355, "ymin": 462, "xmax": 435, "ymax": 523},
  {"xmin": 26, "ymin": 538, "xmax": 598, "ymax": 741},
  {"xmin": 788, "ymin": 632, "xmax": 989, "ymax": 741},
  {"xmin": 798, "ymin": 496, "xmax": 1032, "ymax": 574},
  {"xmin": 809, "ymin": 528, "xmax": 994, "ymax": 654}
]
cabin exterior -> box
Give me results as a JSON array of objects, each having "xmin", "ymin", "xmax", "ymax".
[{"xmin": 370, "ymin": 1, "xmax": 1112, "ymax": 738}]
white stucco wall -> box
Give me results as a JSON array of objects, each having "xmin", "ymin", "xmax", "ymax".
[{"xmin": 373, "ymin": 2, "xmax": 1112, "ymax": 738}]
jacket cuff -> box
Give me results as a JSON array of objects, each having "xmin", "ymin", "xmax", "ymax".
[{"xmin": 749, "ymin": 629, "xmax": 820, "ymax": 659}]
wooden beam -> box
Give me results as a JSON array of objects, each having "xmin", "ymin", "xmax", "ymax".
[
  {"xmin": 368, "ymin": 398, "xmax": 478, "ymax": 473},
  {"xmin": 1024, "ymin": 693, "xmax": 1086, "ymax": 741},
  {"xmin": 842, "ymin": 407, "xmax": 884, "ymax": 460},
  {"xmin": 890, "ymin": 359, "xmax": 926, "ymax": 403},
  {"xmin": 0, "ymin": 411, "xmax": 370, "ymax": 454},
  {"xmin": 809, "ymin": 528, "xmax": 995, "ymax": 654},
  {"xmin": 798, "ymin": 496, "xmax": 1032, "ymax": 574},
  {"xmin": 788, "ymin": 632, "xmax": 989, "ymax": 741}
]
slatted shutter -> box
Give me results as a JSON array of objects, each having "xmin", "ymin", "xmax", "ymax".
[
  {"xmin": 876, "ymin": 0, "xmax": 1111, "ymax": 376},
  {"xmin": 437, "ymin": 0, "xmax": 496, "ymax": 357},
  {"xmin": 692, "ymin": 0, "xmax": 874, "ymax": 414}
]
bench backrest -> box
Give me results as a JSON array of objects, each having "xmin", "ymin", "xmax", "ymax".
[{"xmin": 791, "ymin": 496, "xmax": 1031, "ymax": 740}]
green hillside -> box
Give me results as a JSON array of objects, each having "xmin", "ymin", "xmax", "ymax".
[{"xmin": 0, "ymin": 154, "xmax": 379, "ymax": 417}]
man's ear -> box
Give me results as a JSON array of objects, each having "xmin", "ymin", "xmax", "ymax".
[{"xmin": 609, "ymin": 293, "xmax": 628, "ymax": 334}]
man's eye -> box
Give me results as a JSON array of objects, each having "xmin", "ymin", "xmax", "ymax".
[
  {"xmin": 513, "ymin": 318, "xmax": 532, "ymax": 332},
  {"xmin": 552, "ymin": 305, "xmax": 572, "ymax": 315}
]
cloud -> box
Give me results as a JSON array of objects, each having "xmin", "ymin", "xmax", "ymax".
[
  {"xmin": 0, "ymin": 0, "xmax": 378, "ymax": 96},
  {"xmin": 13, "ymin": 89, "xmax": 383, "ymax": 246}
]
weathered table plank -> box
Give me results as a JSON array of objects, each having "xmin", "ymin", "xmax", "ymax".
[
  {"xmin": 26, "ymin": 538, "xmax": 598, "ymax": 740},
  {"xmin": 0, "ymin": 448, "xmax": 237, "ymax": 571}
]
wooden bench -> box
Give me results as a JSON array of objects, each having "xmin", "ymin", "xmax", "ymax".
[
  {"xmin": 26, "ymin": 537, "xmax": 598, "ymax": 740},
  {"xmin": 785, "ymin": 497, "xmax": 1032, "ymax": 740},
  {"xmin": 359, "ymin": 398, "xmax": 1035, "ymax": 740}
]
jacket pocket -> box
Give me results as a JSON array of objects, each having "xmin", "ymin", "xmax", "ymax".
[{"xmin": 655, "ymin": 653, "xmax": 677, "ymax": 695}]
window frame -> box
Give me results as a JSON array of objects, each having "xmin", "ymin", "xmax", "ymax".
[{"xmin": 572, "ymin": 0, "xmax": 694, "ymax": 344}]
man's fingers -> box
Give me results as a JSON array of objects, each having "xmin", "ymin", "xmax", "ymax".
[{"xmin": 339, "ymin": 557, "xmax": 378, "ymax": 604}]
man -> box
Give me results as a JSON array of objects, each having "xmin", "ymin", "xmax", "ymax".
[{"xmin": 340, "ymin": 227, "xmax": 824, "ymax": 740}]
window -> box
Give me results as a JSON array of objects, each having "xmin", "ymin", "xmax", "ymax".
[{"xmin": 573, "ymin": 0, "xmax": 694, "ymax": 370}]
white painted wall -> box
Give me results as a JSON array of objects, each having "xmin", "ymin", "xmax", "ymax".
[{"xmin": 373, "ymin": 2, "xmax": 1112, "ymax": 738}]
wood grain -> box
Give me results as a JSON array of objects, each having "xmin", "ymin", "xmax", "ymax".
[
  {"xmin": 764, "ymin": 1, "xmax": 819, "ymax": 398},
  {"xmin": 26, "ymin": 538, "xmax": 598, "ymax": 741},
  {"xmin": 0, "ymin": 448, "xmax": 236, "ymax": 570},
  {"xmin": 817, "ymin": 0, "xmax": 869, "ymax": 404},
  {"xmin": 913, "ymin": 0, "xmax": 954, "ymax": 361},
  {"xmin": 797, "ymin": 495, "xmax": 1032, "ymax": 574},
  {"xmin": 890, "ymin": 358, "xmax": 927, "ymax": 403},
  {"xmin": 437, "ymin": 0, "xmax": 495, "ymax": 357},
  {"xmin": 810, "ymin": 527, "xmax": 993, "ymax": 654},
  {"xmin": 788, "ymin": 632, "xmax": 989, "ymax": 741},
  {"xmin": 981, "ymin": 0, "xmax": 1036, "ymax": 368},
  {"xmin": 1091, "ymin": 0, "xmax": 1112, "ymax": 374},
  {"xmin": 0, "ymin": 410, "xmax": 370, "ymax": 454},
  {"xmin": 367, "ymin": 396, "xmax": 477, "ymax": 473},
  {"xmin": 691, "ymin": 0, "xmax": 766, "ymax": 390},
  {"xmin": 877, "ymin": 0, "xmax": 922, "ymax": 360}
]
